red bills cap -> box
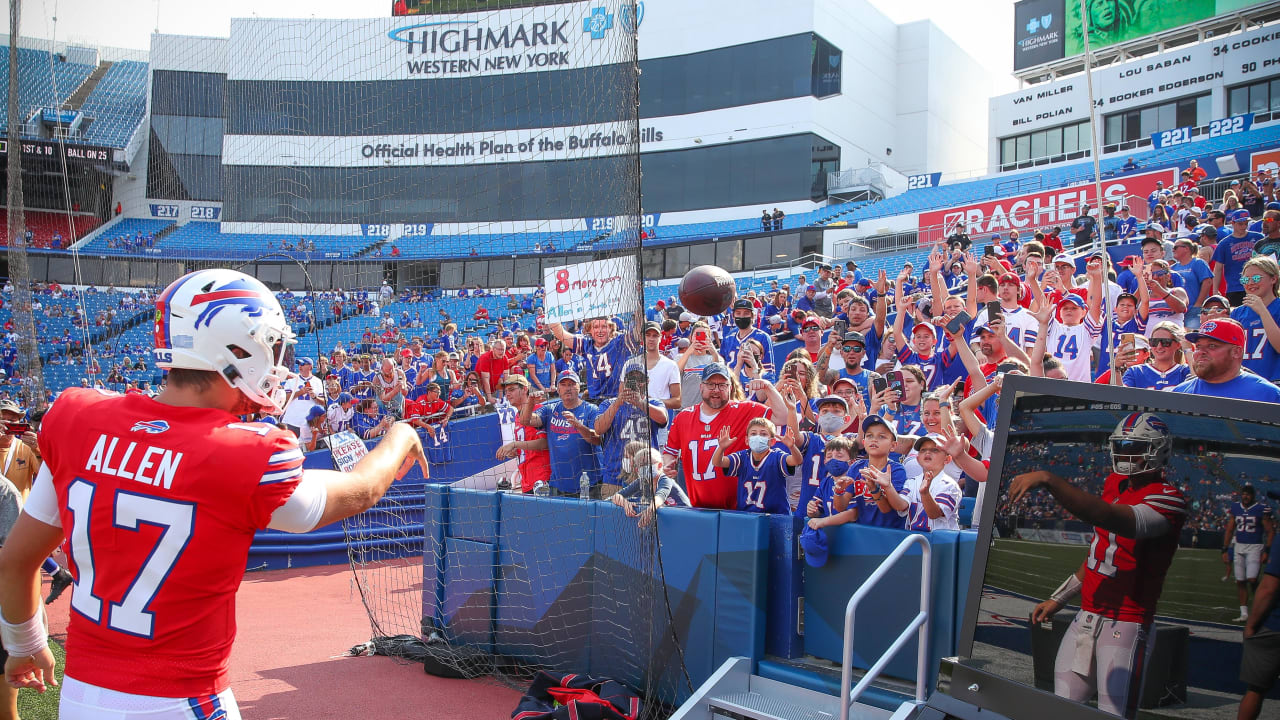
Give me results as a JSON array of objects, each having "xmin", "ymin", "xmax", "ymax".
[{"xmin": 1186, "ymin": 318, "xmax": 1246, "ymax": 347}]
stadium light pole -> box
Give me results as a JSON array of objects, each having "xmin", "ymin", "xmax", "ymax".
[{"xmin": 1078, "ymin": 0, "xmax": 1118, "ymax": 376}]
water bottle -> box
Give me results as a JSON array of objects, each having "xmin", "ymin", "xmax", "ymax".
[
  {"xmin": 532, "ymin": 481, "xmax": 549, "ymax": 497},
  {"xmin": 579, "ymin": 471, "xmax": 591, "ymax": 500}
]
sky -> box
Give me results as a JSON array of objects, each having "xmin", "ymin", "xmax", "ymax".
[{"xmin": 11, "ymin": 0, "xmax": 1019, "ymax": 82}]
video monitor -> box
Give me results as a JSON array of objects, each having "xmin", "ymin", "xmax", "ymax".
[{"xmin": 954, "ymin": 376, "xmax": 1280, "ymax": 720}]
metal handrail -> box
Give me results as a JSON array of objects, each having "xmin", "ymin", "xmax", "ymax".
[{"xmin": 838, "ymin": 533, "xmax": 932, "ymax": 720}]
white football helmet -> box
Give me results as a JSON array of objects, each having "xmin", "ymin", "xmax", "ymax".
[
  {"xmin": 1108, "ymin": 411, "xmax": 1171, "ymax": 475},
  {"xmin": 153, "ymin": 269, "xmax": 296, "ymax": 413}
]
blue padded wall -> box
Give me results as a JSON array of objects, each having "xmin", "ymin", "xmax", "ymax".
[
  {"xmin": 803, "ymin": 526, "xmax": 958, "ymax": 688},
  {"xmin": 765, "ymin": 515, "xmax": 804, "ymax": 658},
  {"xmin": 644, "ymin": 507, "xmax": 721, "ymax": 700},
  {"xmin": 713, "ymin": 512, "xmax": 769, "ymax": 669},
  {"xmin": 442, "ymin": 538, "xmax": 497, "ymax": 652},
  {"xmin": 954, "ymin": 530, "xmax": 978, "ymax": 653},
  {"xmin": 421, "ymin": 484, "xmax": 448, "ymax": 629},
  {"xmin": 446, "ymin": 487, "xmax": 500, "ymax": 543},
  {"xmin": 494, "ymin": 493, "xmax": 594, "ymax": 672}
]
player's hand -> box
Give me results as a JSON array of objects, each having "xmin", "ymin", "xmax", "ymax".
[
  {"xmin": 1030, "ymin": 598, "xmax": 1064, "ymax": 625},
  {"xmin": 1008, "ymin": 471, "xmax": 1061, "ymax": 503},
  {"xmin": 4, "ymin": 646, "xmax": 57, "ymax": 692},
  {"xmin": 394, "ymin": 427, "xmax": 429, "ymax": 481}
]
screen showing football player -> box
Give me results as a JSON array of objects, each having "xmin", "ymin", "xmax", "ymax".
[
  {"xmin": 1008, "ymin": 412, "xmax": 1187, "ymax": 719},
  {"xmin": 0, "ymin": 269, "xmax": 429, "ymax": 718},
  {"xmin": 1224, "ymin": 484, "xmax": 1277, "ymax": 622}
]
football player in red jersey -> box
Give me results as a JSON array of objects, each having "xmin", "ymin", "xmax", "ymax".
[
  {"xmin": 661, "ymin": 362, "xmax": 789, "ymax": 510},
  {"xmin": 1009, "ymin": 412, "xmax": 1186, "ymax": 719},
  {"xmin": 0, "ymin": 269, "xmax": 427, "ymax": 720}
]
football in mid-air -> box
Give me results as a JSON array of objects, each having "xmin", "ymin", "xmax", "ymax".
[{"xmin": 678, "ymin": 265, "xmax": 736, "ymax": 317}]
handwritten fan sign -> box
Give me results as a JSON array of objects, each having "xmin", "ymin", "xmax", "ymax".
[
  {"xmin": 542, "ymin": 256, "xmax": 636, "ymax": 323},
  {"xmin": 325, "ymin": 430, "xmax": 370, "ymax": 473}
]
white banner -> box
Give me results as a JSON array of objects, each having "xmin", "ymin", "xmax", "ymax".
[
  {"xmin": 542, "ymin": 256, "xmax": 637, "ymax": 323},
  {"xmin": 325, "ymin": 430, "xmax": 370, "ymax": 473},
  {"xmin": 222, "ymin": 122, "xmax": 657, "ymax": 167}
]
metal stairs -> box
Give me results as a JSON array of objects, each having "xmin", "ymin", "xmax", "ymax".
[{"xmin": 670, "ymin": 534, "xmax": 933, "ymax": 720}]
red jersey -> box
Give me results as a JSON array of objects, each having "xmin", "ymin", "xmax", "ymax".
[
  {"xmin": 475, "ymin": 351, "xmax": 511, "ymax": 384},
  {"xmin": 663, "ymin": 401, "xmax": 770, "ymax": 510},
  {"xmin": 1081, "ymin": 472, "xmax": 1187, "ymax": 624},
  {"xmin": 515, "ymin": 411, "xmax": 550, "ymax": 492},
  {"xmin": 406, "ymin": 397, "xmax": 450, "ymax": 425},
  {"xmin": 39, "ymin": 388, "xmax": 304, "ymax": 697}
]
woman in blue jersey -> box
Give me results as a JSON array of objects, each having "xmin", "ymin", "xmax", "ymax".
[
  {"xmin": 877, "ymin": 365, "xmax": 926, "ymax": 437},
  {"xmin": 1231, "ymin": 255, "xmax": 1280, "ymax": 382},
  {"xmin": 1121, "ymin": 321, "xmax": 1191, "ymax": 390}
]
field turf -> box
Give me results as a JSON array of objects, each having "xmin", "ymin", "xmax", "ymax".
[
  {"xmin": 986, "ymin": 538, "xmax": 1244, "ymax": 625},
  {"xmin": 16, "ymin": 639, "xmax": 63, "ymax": 720}
]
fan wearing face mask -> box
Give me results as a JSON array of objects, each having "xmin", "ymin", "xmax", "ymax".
[
  {"xmin": 804, "ymin": 435, "xmax": 860, "ymax": 530},
  {"xmin": 720, "ymin": 299, "xmax": 775, "ymax": 377},
  {"xmin": 710, "ymin": 415, "xmax": 803, "ymax": 515},
  {"xmin": 790, "ymin": 395, "xmax": 856, "ymax": 518}
]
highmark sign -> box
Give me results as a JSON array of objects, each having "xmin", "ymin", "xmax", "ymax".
[{"xmin": 229, "ymin": 2, "xmax": 634, "ymax": 82}]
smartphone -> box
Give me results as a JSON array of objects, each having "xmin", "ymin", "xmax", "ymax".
[
  {"xmin": 833, "ymin": 319, "xmax": 848, "ymax": 337},
  {"xmin": 984, "ymin": 245, "xmax": 997, "ymax": 257},
  {"xmin": 986, "ymin": 301, "xmax": 1002, "ymax": 321},
  {"xmin": 695, "ymin": 330, "xmax": 708, "ymax": 343},
  {"xmin": 996, "ymin": 362, "xmax": 1021, "ymax": 375},
  {"xmin": 945, "ymin": 310, "xmax": 972, "ymax": 336},
  {"xmin": 3, "ymin": 422, "xmax": 29, "ymax": 435},
  {"xmin": 1121, "ymin": 332, "xmax": 1136, "ymax": 347},
  {"xmin": 888, "ymin": 371, "xmax": 905, "ymax": 396},
  {"xmin": 871, "ymin": 375, "xmax": 888, "ymax": 395}
]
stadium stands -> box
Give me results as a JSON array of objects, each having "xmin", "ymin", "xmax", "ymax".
[
  {"xmin": 77, "ymin": 60, "xmax": 148, "ymax": 147},
  {"xmin": 0, "ymin": 47, "xmax": 94, "ymax": 138},
  {"xmin": 1, "ymin": 209, "xmax": 102, "ymax": 248}
]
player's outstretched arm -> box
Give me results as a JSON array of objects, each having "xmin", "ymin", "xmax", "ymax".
[
  {"xmin": 0, "ymin": 513, "xmax": 63, "ymax": 692},
  {"xmin": 1009, "ymin": 471, "xmax": 1140, "ymax": 537},
  {"xmin": 310, "ymin": 424, "xmax": 428, "ymax": 528}
]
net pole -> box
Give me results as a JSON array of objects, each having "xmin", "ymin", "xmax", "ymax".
[
  {"xmin": 6, "ymin": 0, "xmax": 46, "ymax": 410},
  {"xmin": 1078, "ymin": 0, "xmax": 1116, "ymax": 374}
]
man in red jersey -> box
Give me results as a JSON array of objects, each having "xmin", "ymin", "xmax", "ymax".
[
  {"xmin": 662, "ymin": 362, "xmax": 789, "ymax": 510},
  {"xmin": 1009, "ymin": 412, "xmax": 1186, "ymax": 719},
  {"xmin": 495, "ymin": 375, "xmax": 549, "ymax": 493},
  {"xmin": 0, "ymin": 269, "xmax": 427, "ymax": 720}
]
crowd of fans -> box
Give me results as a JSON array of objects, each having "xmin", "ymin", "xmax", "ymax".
[{"xmin": 4, "ymin": 160, "xmax": 1280, "ymax": 537}]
